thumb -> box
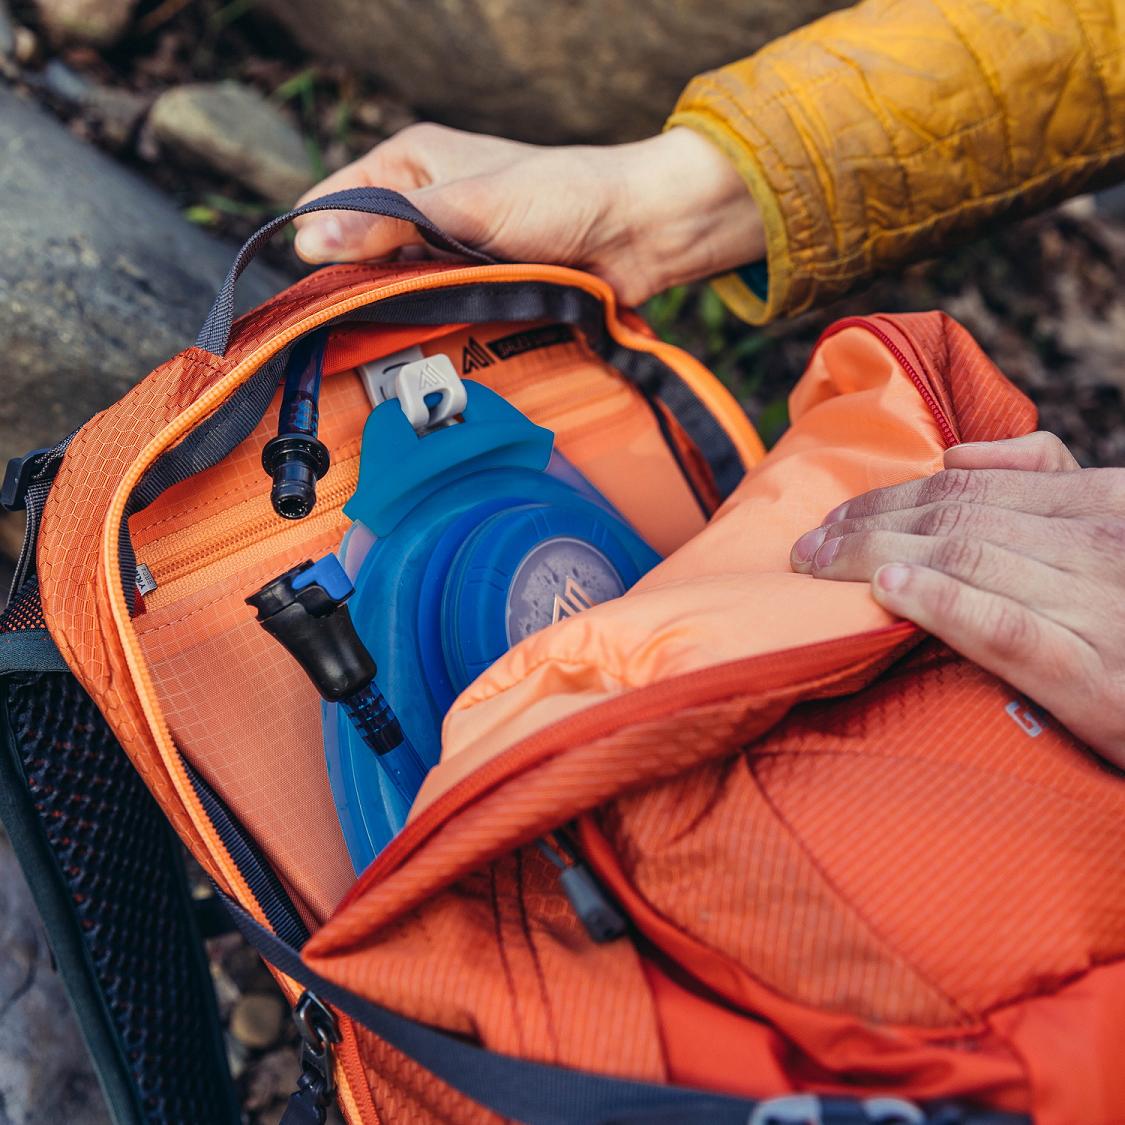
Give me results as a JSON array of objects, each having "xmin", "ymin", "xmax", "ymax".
[
  {"xmin": 944, "ymin": 431, "xmax": 1079, "ymax": 473},
  {"xmin": 293, "ymin": 209, "xmax": 425, "ymax": 264}
]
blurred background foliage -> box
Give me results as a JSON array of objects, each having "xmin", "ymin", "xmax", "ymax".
[{"xmin": 6, "ymin": 0, "xmax": 1123, "ymax": 464}]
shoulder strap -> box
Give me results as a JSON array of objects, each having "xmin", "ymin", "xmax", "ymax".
[{"xmin": 222, "ymin": 895, "xmax": 1027, "ymax": 1125}]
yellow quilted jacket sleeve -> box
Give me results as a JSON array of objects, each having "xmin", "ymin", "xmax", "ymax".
[{"xmin": 668, "ymin": 0, "xmax": 1125, "ymax": 324}]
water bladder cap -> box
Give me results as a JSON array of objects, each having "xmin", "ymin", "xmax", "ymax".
[{"xmin": 440, "ymin": 503, "xmax": 644, "ymax": 688}]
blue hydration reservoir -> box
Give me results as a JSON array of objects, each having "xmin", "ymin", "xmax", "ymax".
[{"xmin": 326, "ymin": 368, "xmax": 660, "ymax": 872}]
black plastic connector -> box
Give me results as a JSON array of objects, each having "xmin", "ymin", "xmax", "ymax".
[
  {"xmin": 262, "ymin": 434, "xmax": 330, "ymax": 521},
  {"xmin": 266, "ymin": 329, "xmax": 331, "ymax": 520},
  {"xmin": 246, "ymin": 558, "xmax": 375, "ymax": 702}
]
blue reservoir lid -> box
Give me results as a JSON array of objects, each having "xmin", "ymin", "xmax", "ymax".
[{"xmin": 440, "ymin": 501, "xmax": 648, "ymax": 690}]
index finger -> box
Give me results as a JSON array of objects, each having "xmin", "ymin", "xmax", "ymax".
[
  {"xmin": 825, "ymin": 467, "xmax": 1093, "ymax": 525},
  {"xmin": 295, "ymin": 138, "xmax": 426, "ymax": 215}
]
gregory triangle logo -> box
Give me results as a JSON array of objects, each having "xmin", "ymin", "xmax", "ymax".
[
  {"xmin": 461, "ymin": 336, "xmax": 495, "ymax": 374},
  {"xmin": 417, "ymin": 359, "xmax": 449, "ymax": 390},
  {"xmin": 551, "ymin": 576, "xmax": 595, "ymax": 624}
]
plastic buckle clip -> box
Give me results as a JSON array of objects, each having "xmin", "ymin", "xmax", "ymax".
[
  {"xmin": 2, "ymin": 446, "xmax": 54, "ymax": 512},
  {"xmin": 747, "ymin": 1095, "xmax": 925, "ymax": 1125},
  {"xmin": 293, "ymin": 991, "xmax": 341, "ymax": 1100},
  {"xmin": 358, "ymin": 351, "xmax": 467, "ymax": 435},
  {"xmin": 394, "ymin": 354, "xmax": 467, "ymax": 434}
]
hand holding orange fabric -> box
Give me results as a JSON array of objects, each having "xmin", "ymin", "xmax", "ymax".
[
  {"xmin": 292, "ymin": 125, "xmax": 764, "ymax": 306},
  {"xmin": 791, "ymin": 433, "xmax": 1125, "ymax": 764}
]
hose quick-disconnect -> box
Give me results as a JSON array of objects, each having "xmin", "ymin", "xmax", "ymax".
[
  {"xmin": 246, "ymin": 555, "xmax": 429, "ymax": 815},
  {"xmin": 264, "ymin": 330, "xmax": 331, "ymax": 520}
]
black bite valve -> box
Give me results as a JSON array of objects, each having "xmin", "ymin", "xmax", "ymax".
[
  {"xmin": 246, "ymin": 557, "xmax": 376, "ymax": 702},
  {"xmin": 265, "ymin": 330, "xmax": 331, "ymax": 520}
]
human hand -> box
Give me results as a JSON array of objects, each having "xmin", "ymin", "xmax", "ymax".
[
  {"xmin": 292, "ymin": 124, "xmax": 764, "ymax": 306},
  {"xmin": 789, "ymin": 432, "xmax": 1125, "ymax": 765}
]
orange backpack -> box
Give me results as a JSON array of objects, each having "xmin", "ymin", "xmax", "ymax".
[{"xmin": 16, "ymin": 190, "xmax": 1125, "ymax": 1124}]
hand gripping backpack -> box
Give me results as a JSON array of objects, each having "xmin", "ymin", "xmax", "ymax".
[{"xmin": 2, "ymin": 189, "xmax": 1123, "ymax": 1125}]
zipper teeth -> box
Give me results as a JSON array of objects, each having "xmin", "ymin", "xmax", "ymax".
[
  {"xmin": 143, "ymin": 459, "xmax": 358, "ymax": 592},
  {"xmin": 820, "ymin": 317, "xmax": 959, "ymax": 448}
]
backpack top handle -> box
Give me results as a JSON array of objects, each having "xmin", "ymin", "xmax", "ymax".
[{"xmin": 195, "ymin": 186, "xmax": 495, "ymax": 359}]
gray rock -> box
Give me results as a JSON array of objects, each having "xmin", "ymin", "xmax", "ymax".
[
  {"xmin": 258, "ymin": 0, "xmax": 847, "ymax": 144},
  {"xmin": 38, "ymin": 60, "xmax": 149, "ymax": 147},
  {"xmin": 230, "ymin": 992, "xmax": 286, "ymax": 1051},
  {"xmin": 0, "ymin": 87, "xmax": 290, "ymax": 456},
  {"xmin": 40, "ymin": 56, "xmax": 90, "ymax": 102},
  {"xmin": 13, "ymin": 26, "xmax": 39, "ymax": 66},
  {"xmin": 33, "ymin": 0, "xmax": 136, "ymax": 47},
  {"xmin": 149, "ymin": 81, "xmax": 315, "ymax": 204},
  {"xmin": 0, "ymin": 828, "xmax": 111, "ymax": 1125}
]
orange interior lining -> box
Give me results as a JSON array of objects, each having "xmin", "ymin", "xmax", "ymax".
[
  {"xmin": 129, "ymin": 317, "xmax": 722, "ymax": 921},
  {"xmin": 414, "ymin": 326, "xmax": 948, "ymax": 813}
]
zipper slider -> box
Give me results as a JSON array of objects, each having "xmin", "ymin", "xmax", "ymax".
[
  {"xmin": 538, "ymin": 833, "xmax": 628, "ymax": 943},
  {"xmin": 281, "ymin": 991, "xmax": 341, "ymax": 1125}
]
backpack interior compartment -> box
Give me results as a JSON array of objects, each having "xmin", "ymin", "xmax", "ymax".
[{"xmin": 123, "ymin": 287, "xmax": 746, "ymax": 928}]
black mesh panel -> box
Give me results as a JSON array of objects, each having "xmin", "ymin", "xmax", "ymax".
[
  {"xmin": 5, "ymin": 668, "xmax": 233, "ymax": 1123},
  {"xmin": 0, "ymin": 576, "xmax": 47, "ymax": 633}
]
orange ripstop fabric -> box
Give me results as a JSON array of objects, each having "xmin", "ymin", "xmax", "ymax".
[
  {"xmin": 301, "ymin": 313, "xmax": 1124, "ymax": 1122},
  {"xmin": 34, "ymin": 255, "xmax": 1125, "ymax": 1125}
]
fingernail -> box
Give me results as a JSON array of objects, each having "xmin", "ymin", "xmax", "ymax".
[
  {"xmin": 823, "ymin": 501, "xmax": 848, "ymax": 524},
  {"xmin": 875, "ymin": 564, "xmax": 911, "ymax": 593},
  {"xmin": 294, "ymin": 216, "xmax": 345, "ymax": 262},
  {"xmin": 792, "ymin": 527, "xmax": 827, "ymax": 564},
  {"xmin": 813, "ymin": 536, "xmax": 841, "ymax": 568}
]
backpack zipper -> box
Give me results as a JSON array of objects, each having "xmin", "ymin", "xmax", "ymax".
[
  {"xmin": 94, "ymin": 267, "xmax": 770, "ymax": 1124},
  {"xmin": 135, "ymin": 452, "xmax": 359, "ymax": 605}
]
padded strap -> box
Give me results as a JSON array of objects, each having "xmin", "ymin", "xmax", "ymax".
[
  {"xmin": 196, "ymin": 187, "xmax": 495, "ymax": 358},
  {"xmin": 222, "ymin": 895, "xmax": 1025, "ymax": 1125}
]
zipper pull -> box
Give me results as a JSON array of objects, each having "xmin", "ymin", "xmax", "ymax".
[
  {"xmin": 281, "ymin": 991, "xmax": 341, "ymax": 1125},
  {"xmin": 538, "ymin": 834, "xmax": 628, "ymax": 944}
]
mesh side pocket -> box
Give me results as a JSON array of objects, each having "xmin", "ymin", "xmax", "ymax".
[
  {"xmin": 6, "ymin": 668, "xmax": 236, "ymax": 1123},
  {"xmin": 0, "ymin": 576, "xmax": 47, "ymax": 633}
]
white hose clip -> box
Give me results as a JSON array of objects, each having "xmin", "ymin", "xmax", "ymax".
[{"xmin": 358, "ymin": 349, "xmax": 468, "ymax": 435}]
